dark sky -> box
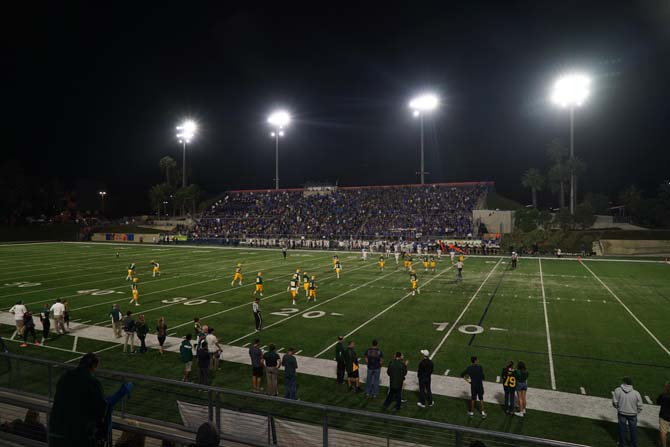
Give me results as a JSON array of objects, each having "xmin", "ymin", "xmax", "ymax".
[{"xmin": 4, "ymin": 1, "xmax": 670, "ymax": 215}]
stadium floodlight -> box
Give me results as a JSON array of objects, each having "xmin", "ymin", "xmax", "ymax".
[
  {"xmin": 551, "ymin": 73, "xmax": 590, "ymax": 215},
  {"xmin": 409, "ymin": 93, "xmax": 439, "ymax": 185},
  {"xmin": 98, "ymin": 191, "xmax": 107, "ymax": 213},
  {"xmin": 267, "ymin": 110, "xmax": 291, "ymax": 190},
  {"xmin": 176, "ymin": 119, "xmax": 198, "ymax": 188}
]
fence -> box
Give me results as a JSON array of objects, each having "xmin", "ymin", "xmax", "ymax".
[{"xmin": 0, "ymin": 352, "xmax": 589, "ymax": 447}]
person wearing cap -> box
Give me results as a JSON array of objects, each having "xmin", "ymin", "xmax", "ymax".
[
  {"xmin": 657, "ymin": 382, "xmax": 670, "ymax": 447},
  {"xmin": 383, "ymin": 352, "xmax": 408, "ymax": 411},
  {"xmin": 417, "ymin": 349, "xmax": 434, "ymax": 408},
  {"xmin": 335, "ymin": 336, "xmax": 346, "ymax": 384},
  {"xmin": 612, "ymin": 376, "xmax": 643, "ymax": 447}
]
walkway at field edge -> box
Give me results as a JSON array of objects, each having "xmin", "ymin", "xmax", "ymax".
[{"xmin": 0, "ymin": 312, "xmax": 661, "ymax": 429}]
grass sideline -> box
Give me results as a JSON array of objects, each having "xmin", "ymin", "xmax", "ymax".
[{"xmin": 0, "ymin": 242, "xmax": 668, "ymax": 445}]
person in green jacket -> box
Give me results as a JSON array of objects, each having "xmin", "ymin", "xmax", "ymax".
[
  {"xmin": 180, "ymin": 334, "xmax": 194, "ymax": 382},
  {"xmin": 383, "ymin": 352, "xmax": 408, "ymax": 410},
  {"xmin": 49, "ymin": 353, "xmax": 107, "ymax": 447},
  {"xmin": 335, "ymin": 336, "xmax": 345, "ymax": 384}
]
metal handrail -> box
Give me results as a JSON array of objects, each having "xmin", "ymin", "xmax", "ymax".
[{"xmin": 0, "ymin": 351, "xmax": 589, "ymax": 447}]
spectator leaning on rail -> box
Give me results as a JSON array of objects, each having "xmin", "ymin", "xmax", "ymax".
[{"xmin": 612, "ymin": 376, "xmax": 643, "ymax": 447}]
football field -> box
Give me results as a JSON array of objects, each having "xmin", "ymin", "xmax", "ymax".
[{"xmin": 1, "ymin": 241, "xmax": 669, "ymax": 402}]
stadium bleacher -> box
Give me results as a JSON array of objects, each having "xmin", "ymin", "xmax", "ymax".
[{"xmin": 194, "ymin": 182, "xmax": 491, "ymax": 240}]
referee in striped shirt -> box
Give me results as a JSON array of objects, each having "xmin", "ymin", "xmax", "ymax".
[{"xmin": 253, "ymin": 297, "xmax": 262, "ymax": 332}]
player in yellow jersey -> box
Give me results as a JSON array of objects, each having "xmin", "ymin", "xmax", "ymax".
[
  {"xmin": 407, "ymin": 256, "xmax": 413, "ymax": 272},
  {"xmin": 423, "ymin": 256, "xmax": 429, "ymax": 272},
  {"xmin": 334, "ymin": 260, "xmax": 342, "ymax": 279},
  {"xmin": 332, "ymin": 255, "xmax": 339, "ymax": 267},
  {"xmin": 130, "ymin": 277, "xmax": 140, "ymax": 306},
  {"xmin": 126, "ymin": 263, "xmax": 136, "ymax": 280},
  {"xmin": 458, "ymin": 254, "xmax": 465, "ymax": 263},
  {"xmin": 150, "ymin": 261, "xmax": 160, "ymax": 277},
  {"xmin": 302, "ymin": 272, "xmax": 310, "ymax": 297},
  {"xmin": 308, "ymin": 276, "xmax": 317, "ymax": 302},
  {"xmin": 430, "ymin": 255, "xmax": 436, "ymax": 272},
  {"xmin": 410, "ymin": 270, "xmax": 420, "ymax": 296},
  {"xmin": 378, "ymin": 255, "xmax": 385, "ymax": 271},
  {"xmin": 403, "ymin": 253, "xmax": 409, "ymax": 270},
  {"xmin": 254, "ymin": 272, "xmax": 263, "ymax": 296},
  {"xmin": 287, "ymin": 278, "xmax": 298, "ymax": 305},
  {"xmin": 231, "ymin": 264, "xmax": 243, "ymax": 286}
]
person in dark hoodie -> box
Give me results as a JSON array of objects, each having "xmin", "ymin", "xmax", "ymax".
[
  {"xmin": 417, "ymin": 349, "xmax": 434, "ymax": 408},
  {"xmin": 612, "ymin": 376, "xmax": 643, "ymax": 447}
]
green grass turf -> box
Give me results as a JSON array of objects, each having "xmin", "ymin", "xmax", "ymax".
[{"xmin": 0, "ymin": 242, "xmax": 668, "ymax": 445}]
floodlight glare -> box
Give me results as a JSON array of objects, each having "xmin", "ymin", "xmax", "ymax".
[
  {"xmin": 551, "ymin": 74, "xmax": 590, "ymax": 107},
  {"xmin": 268, "ymin": 110, "xmax": 291, "ymax": 128},
  {"xmin": 176, "ymin": 119, "xmax": 197, "ymax": 143},
  {"xmin": 409, "ymin": 93, "xmax": 439, "ymax": 113}
]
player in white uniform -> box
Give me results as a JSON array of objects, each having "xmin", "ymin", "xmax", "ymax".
[
  {"xmin": 362, "ymin": 248, "xmax": 368, "ymax": 261},
  {"xmin": 450, "ymin": 250, "xmax": 455, "ymax": 263},
  {"xmin": 394, "ymin": 251, "xmax": 400, "ymax": 267}
]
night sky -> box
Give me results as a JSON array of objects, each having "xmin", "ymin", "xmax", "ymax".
[{"xmin": 5, "ymin": 2, "xmax": 670, "ymax": 215}]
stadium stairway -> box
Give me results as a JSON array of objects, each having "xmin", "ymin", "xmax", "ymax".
[{"xmin": 0, "ymin": 312, "xmax": 661, "ymax": 430}]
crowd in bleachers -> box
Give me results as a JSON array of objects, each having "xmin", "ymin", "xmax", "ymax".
[{"xmin": 194, "ymin": 184, "xmax": 487, "ymax": 240}]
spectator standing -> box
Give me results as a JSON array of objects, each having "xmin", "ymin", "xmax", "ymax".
[
  {"xmin": 514, "ymin": 361, "xmax": 529, "ymax": 417},
  {"xmin": 461, "ymin": 356, "xmax": 487, "ymax": 418},
  {"xmin": 345, "ymin": 340, "xmax": 361, "ymax": 393},
  {"xmin": 249, "ymin": 339, "xmax": 263, "ymax": 392},
  {"xmin": 658, "ymin": 382, "xmax": 670, "ymax": 447},
  {"xmin": 63, "ymin": 300, "xmax": 70, "ymax": 330},
  {"xmin": 50, "ymin": 299, "xmax": 66, "ymax": 335},
  {"xmin": 122, "ymin": 311, "xmax": 136, "ymax": 354},
  {"xmin": 193, "ymin": 318, "xmax": 202, "ymax": 338},
  {"xmin": 206, "ymin": 328, "xmax": 222, "ymax": 370},
  {"xmin": 136, "ymin": 315, "xmax": 148, "ymax": 354},
  {"xmin": 501, "ymin": 361, "xmax": 517, "ymax": 415},
  {"xmin": 156, "ymin": 317, "xmax": 168, "ymax": 354},
  {"xmin": 49, "ymin": 353, "xmax": 107, "ymax": 447},
  {"xmin": 612, "ymin": 376, "xmax": 643, "ymax": 447},
  {"xmin": 383, "ymin": 352, "xmax": 408, "ymax": 411},
  {"xmin": 335, "ymin": 336, "xmax": 345, "ymax": 385},
  {"xmin": 9, "ymin": 300, "xmax": 27, "ymax": 336},
  {"xmin": 109, "ymin": 304, "xmax": 122, "ymax": 338},
  {"xmin": 39, "ymin": 304, "xmax": 50, "ymax": 343},
  {"xmin": 282, "ymin": 348, "xmax": 298, "ymax": 400},
  {"xmin": 180, "ymin": 334, "xmax": 194, "ymax": 382},
  {"xmin": 417, "ymin": 349, "xmax": 434, "ymax": 408},
  {"xmin": 20, "ymin": 311, "xmax": 39, "ymax": 347},
  {"xmin": 197, "ymin": 342, "xmax": 211, "ymax": 385},
  {"xmin": 364, "ymin": 340, "xmax": 384, "ymax": 398},
  {"xmin": 262, "ymin": 344, "xmax": 281, "ymax": 396}
]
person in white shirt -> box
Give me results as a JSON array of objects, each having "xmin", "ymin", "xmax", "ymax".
[
  {"xmin": 206, "ymin": 328, "xmax": 222, "ymax": 371},
  {"xmin": 50, "ymin": 299, "xmax": 66, "ymax": 335},
  {"xmin": 9, "ymin": 301, "xmax": 27, "ymax": 336}
]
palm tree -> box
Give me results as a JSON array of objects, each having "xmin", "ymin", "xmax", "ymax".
[
  {"xmin": 521, "ymin": 168, "xmax": 545, "ymax": 208},
  {"xmin": 566, "ymin": 156, "xmax": 586, "ymax": 206},
  {"xmin": 159, "ymin": 156, "xmax": 177, "ymax": 187},
  {"xmin": 149, "ymin": 183, "xmax": 172, "ymax": 216}
]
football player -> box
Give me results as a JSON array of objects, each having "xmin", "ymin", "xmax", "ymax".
[
  {"xmin": 231, "ymin": 263, "xmax": 243, "ymax": 286},
  {"xmin": 254, "ymin": 272, "xmax": 263, "ymax": 296}
]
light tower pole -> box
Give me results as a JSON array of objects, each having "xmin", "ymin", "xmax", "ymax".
[
  {"xmin": 551, "ymin": 73, "xmax": 590, "ymax": 215},
  {"xmin": 409, "ymin": 93, "xmax": 439, "ymax": 185},
  {"xmin": 268, "ymin": 110, "xmax": 291, "ymax": 190},
  {"xmin": 176, "ymin": 120, "xmax": 197, "ymax": 188}
]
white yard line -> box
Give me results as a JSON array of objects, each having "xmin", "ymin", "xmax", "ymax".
[
  {"xmin": 580, "ymin": 387, "xmax": 587, "ymax": 395},
  {"xmin": 72, "ymin": 336, "xmax": 79, "ymax": 352},
  {"xmin": 581, "ymin": 261, "xmax": 670, "ymax": 357},
  {"xmin": 645, "ymin": 395, "xmax": 653, "ymax": 404},
  {"xmin": 496, "ymin": 376, "xmax": 500, "ymax": 383},
  {"xmin": 228, "ymin": 266, "xmax": 392, "ymax": 344},
  {"xmin": 444, "ymin": 369, "xmax": 450, "ymax": 375},
  {"xmin": 315, "ymin": 265, "xmax": 454, "ymax": 358},
  {"xmin": 539, "ymin": 259, "xmax": 557, "ymax": 390},
  {"xmin": 429, "ymin": 259, "xmax": 502, "ymax": 360},
  {"xmin": 3, "ymin": 337, "xmax": 88, "ymax": 355},
  {"xmin": 294, "ymin": 349, "xmax": 302, "ymax": 355}
]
